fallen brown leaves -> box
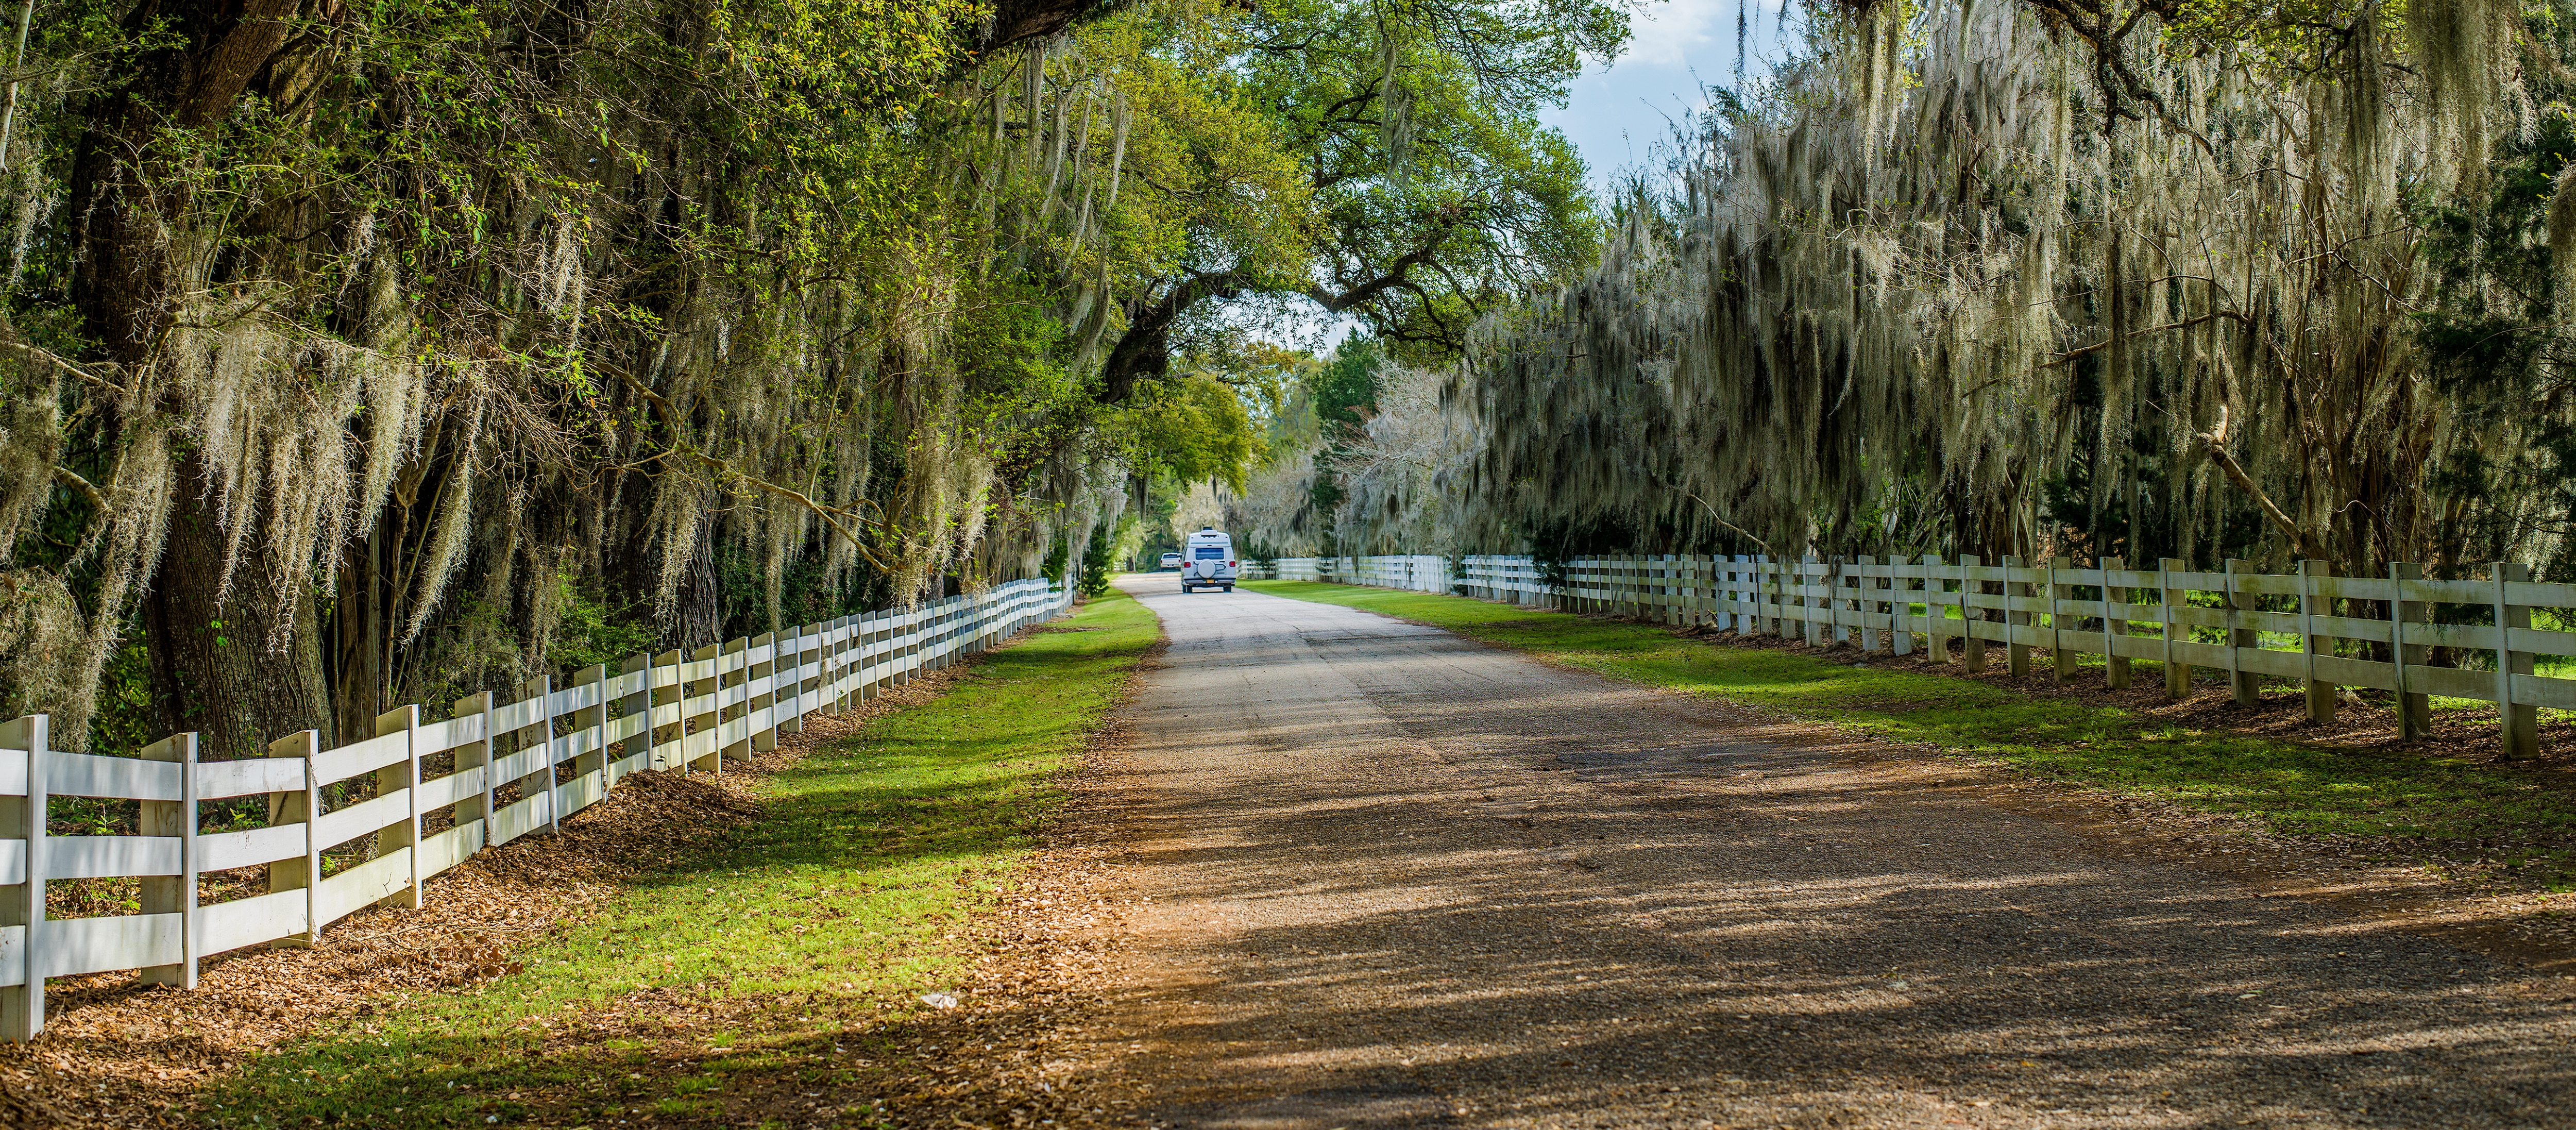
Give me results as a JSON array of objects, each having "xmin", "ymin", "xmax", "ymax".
[
  {"xmin": 497, "ymin": 647, "xmax": 1168, "ymax": 1129},
  {"xmin": 1657, "ymin": 621, "xmax": 2576, "ymax": 971},
  {"xmin": 0, "ymin": 671, "xmax": 1002, "ymax": 1128}
]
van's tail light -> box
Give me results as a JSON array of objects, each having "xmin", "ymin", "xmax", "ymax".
[{"xmin": 1228, "ymin": 560, "xmax": 1236, "ymax": 567}]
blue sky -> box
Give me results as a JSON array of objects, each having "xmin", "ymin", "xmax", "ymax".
[{"xmin": 1545, "ymin": 0, "xmax": 1792, "ymax": 192}]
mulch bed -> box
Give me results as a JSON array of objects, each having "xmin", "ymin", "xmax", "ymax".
[{"xmin": 0, "ymin": 671, "xmax": 993, "ymax": 1128}]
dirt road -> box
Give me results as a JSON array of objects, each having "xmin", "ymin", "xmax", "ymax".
[{"xmin": 1093, "ymin": 576, "xmax": 2574, "ymax": 1129}]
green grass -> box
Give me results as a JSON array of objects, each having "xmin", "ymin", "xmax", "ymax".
[
  {"xmin": 201, "ymin": 590, "xmax": 1160, "ymax": 1129},
  {"xmin": 1243, "ymin": 580, "xmax": 2576, "ymax": 883}
]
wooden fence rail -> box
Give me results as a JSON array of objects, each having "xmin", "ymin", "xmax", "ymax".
[
  {"xmin": 1255, "ymin": 552, "xmax": 2570, "ymax": 762},
  {"xmin": 0, "ymin": 577, "xmax": 1071, "ymax": 1041}
]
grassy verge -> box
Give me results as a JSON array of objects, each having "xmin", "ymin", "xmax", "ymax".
[
  {"xmin": 1243, "ymin": 580, "xmax": 2576, "ymax": 888},
  {"xmin": 201, "ymin": 589, "xmax": 1160, "ymax": 1129}
]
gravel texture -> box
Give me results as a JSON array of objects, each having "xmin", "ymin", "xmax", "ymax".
[{"xmin": 1096, "ymin": 576, "xmax": 2576, "ymax": 1129}]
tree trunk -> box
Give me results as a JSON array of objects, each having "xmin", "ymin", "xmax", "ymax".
[
  {"xmin": 331, "ymin": 520, "xmax": 386, "ymax": 750},
  {"xmin": 147, "ymin": 455, "xmax": 335, "ymax": 761},
  {"xmin": 71, "ymin": 1, "xmax": 323, "ymax": 759}
]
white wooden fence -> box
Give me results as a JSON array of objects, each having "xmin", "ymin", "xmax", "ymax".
[
  {"xmin": 1258, "ymin": 552, "xmax": 2572, "ymax": 761},
  {"xmin": 1246, "ymin": 555, "xmax": 1450, "ymax": 593},
  {"xmin": 0, "ymin": 577, "xmax": 1071, "ymax": 1041}
]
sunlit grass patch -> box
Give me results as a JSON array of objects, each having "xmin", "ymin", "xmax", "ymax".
[
  {"xmin": 1243, "ymin": 580, "xmax": 2576, "ymax": 872},
  {"xmin": 202, "ymin": 591, "xmax": 1160, "ymax": 1129}
]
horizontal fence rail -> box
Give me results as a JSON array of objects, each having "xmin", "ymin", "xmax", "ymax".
[
  {"xmin": 0, "ymin": 577, "xmax": 1072, "ymax": 1040},
  {"xmin": 1258, "ymin": 552, "xmax": 2568, "ymax": 762}
]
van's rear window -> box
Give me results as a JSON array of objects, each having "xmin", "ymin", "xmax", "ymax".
[{"xmin": 1194, "ymin": 547, "xmax": 1225, "ymax": 559}]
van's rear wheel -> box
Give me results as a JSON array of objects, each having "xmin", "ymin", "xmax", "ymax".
[{"xmin": 1222, "ymin": 584, "xmax": 1234, "ymax": 592}]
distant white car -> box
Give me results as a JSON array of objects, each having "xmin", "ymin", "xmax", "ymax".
[
  {"xmin": 1158, "ymin": 551, "xmax": 1182, "ymax": 570},
  {"xmin": 1181, "ymin": 528, "xmax": 1236, "ymax": 592}
]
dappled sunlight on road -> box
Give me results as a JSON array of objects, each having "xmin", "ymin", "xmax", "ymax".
[{"xmin": 1092, "ymin": 576, "xmax": 2576, "ymax": 1129}]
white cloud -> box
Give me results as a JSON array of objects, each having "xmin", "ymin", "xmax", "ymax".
[
  {"xmin": 1547, "ymin": 0, "xmax": 1792, "ymax": 189},
  {"xmin": 1596, "ymin": 0, "xmax": 1789, "ymax": 73}
]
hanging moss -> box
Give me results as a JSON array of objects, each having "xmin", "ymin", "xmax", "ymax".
[{"xmin": 1353, "ymin": 0, "xmax": 2575, "ymax": 579}]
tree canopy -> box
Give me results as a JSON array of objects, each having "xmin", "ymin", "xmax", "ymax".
[
  {"xmin": 1276, "ymin": 0, "xmax": 2576, "ymax": 591},
  {"xmin": 0, "ymin": 0, "xmax": 1619, "ymax": 754}
]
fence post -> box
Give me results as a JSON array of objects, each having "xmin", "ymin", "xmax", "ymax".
[
  {"xmin": 2102, "ymin": 556, "xmax": 2130, "ymax": 690},
  {"xmin": 1799, "ymin": 554, "xmax": 1821, "ymax": 646},
  {"xmin": 139, "ymin": 731, "xmax": 199, "ymax": 989},
  {"xmin": 850, "ymin": 612, "xmax": 870, "ymax": 697},
  {"xmin": 2298, "ymin": 560, "xmax": 2335, "ymax": 723},
  {"xmin": 566, "ymin": 665, "xmax": 608, "ymax": 802},
  {"xmin": 2225, "ymin": 558, "xmax": 2259, "ymax": 705},
  {"xmin": 1889, "ymin": 559, "xmax": 1912, "ymax": 656},
  {"xmin": 451, "ymin": 691, "xmax": 496, "ymax": 847},
  {"xmin": 902, "ymin": 612, "xmax": 920, "ymax": 686},
  {"xmin": 520, "ymin": 672, "xmax": 562, "ymax": 832},
  {"xmin": 2493, "ymin": 562, "xmax": 2538, "ymax": 760},
  {"xmin": 267, "ymin": 729, "xmax": 321, "ymax": 950},
  {"xmin": 864, "ymin": 613, "xmax": 886, "ymax": 700},
  {"xmin": 616, "ymin": 653, "xmax": 650, "ymax": 786},
  {"xmin": 0, "ymin": 714, "xmax": 45, "ymax": 1040},
  {"xmin": 374, "ymin": 704, "xmax": 425, "ymax": 908},
  {"xmin": 781, "ymin": 623, "xmax": 806, "ymax": 735},
  {"xmin": 2004, "ymin": 556, "xmax": 2032, "ymax": 678},
  {"xmin": 1960, "ymin": 554, "xmax": 1987, "ymax": 672},
  {"xmin": 1921, "ymin": 555, "xmax": 1948, "ymax": 662},
  {"xmin": 1771, "ymin": 555, "xmax": 1788, "ymax": 636},
  {"xmin": 863, "ymin": 615, "xmax": 887, "ymax": 703},
  {"xmin": 1855, "ymin": 556, "xmax": 1879, "ymax": 651},
  {"xmin": 687, "ymin": 642, "xmax": 722, "ymax": 771},
  {"xmin": 1832, "ymin": 558, "xmax": 1855, "ymax": 646},
  {"xmin": 724, "ymin": 636, "xmax": 756, "ymax": 765},
  {"xmin": 820, "ymin": 618, "xmax": 843, "ymax": 713},
  {"xmin": 1691, "ymin": 554, "xmax": 1706, "ymax": 627},
  {"xmin": 2389, "ymin": 563, "xmax": 2429, "ymax": 739},
  {"xmin": 1789, "ymin": 556, "xmax": 1807, "ymax": 643},
  {"xmin": 1745, "ymin": 555, "xmax": 1763, "ymax": 633},
  {"xmin": 749, "ymin": 632, "xmax": 778, "ymax": 754},
  {"xmin": 653, "ymin": 648, "xmax": 686, "ymax": 768},
  {"xmin": 818, "ymin": 618, "xmax": 843, "ymax": 716},
  {"xmin": 2159, "ymin": 558, "xmax": 2189, "ymax": 698},
  {"xmin": 1726, "ymin": 554, "xmax": 1746, "ymax": 633},
  {"xmin": 591, "ymin": 662, "xmax": 614, "ymax": 780},
  {"xmin": 2049, "ymin": 555, "xmax": 2075, "ymax": 684}
]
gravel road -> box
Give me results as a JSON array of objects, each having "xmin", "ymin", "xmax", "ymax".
[{"xmin": 1095, "ymin": 576, "xmax": 2576, "ymax": 1129}]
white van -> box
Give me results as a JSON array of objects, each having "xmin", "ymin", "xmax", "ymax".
[{"xmin": 1181, "ymin": 528, "xmax": 1236, "ymax": 592}]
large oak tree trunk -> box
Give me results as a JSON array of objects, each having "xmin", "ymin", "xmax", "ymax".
[
  {"xmin": 67, "ymin": 0, "xmax": 321, "ymax": 757},
  {"xmin": 332, "ymin": 520, "xmax": 387, "ymax": 750},
  {"xmin": 145, "ymin": 456, "xmax": 335, "ymax": 760}
]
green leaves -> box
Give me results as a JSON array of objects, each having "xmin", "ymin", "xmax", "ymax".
[{"xmin": 1113, "ymin": 373, "xmax": 1260, "ymax": 490}]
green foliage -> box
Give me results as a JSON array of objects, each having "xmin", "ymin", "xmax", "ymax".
[
  {"xmin": 2411, "ymin": 41, "xmax": 2576, "ymax": 576},
  {"xmin": 1229, "ymin": 0, "xmax": 1621, "ymax": 361},
  {"xmin": 0, "ymin": 0, "xmax": 1634, "ymax": 745},
  {"xmin": 550, "ymin": 570, "xmax": 663, "ymax": 673},
  {"xmin": 1114, "ymin": 375, "xmax": 1260, "ymax": 490},
  {"xmin": 1042, "ymin": 531, "xmax": 1073, "ymax": 585},
  {"xmin": 1078, "ymin": 518, "xmax": 1123, "ymax": 598},
  {"xmin": 1309, "ymin": 338, "xmax": 1384, "ymax": 430},
  {"xmin": 84, "ymin": 632, "xmax": 157, "ymax": 757},
  {"xmin": 1298, "ymin": 336, "xmax": 1383, "ymax": 548}
]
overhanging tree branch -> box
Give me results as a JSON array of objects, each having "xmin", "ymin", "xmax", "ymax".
[{"xmin": 618, "ymin": 369, "xmax": 893, "ymax": 572}]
